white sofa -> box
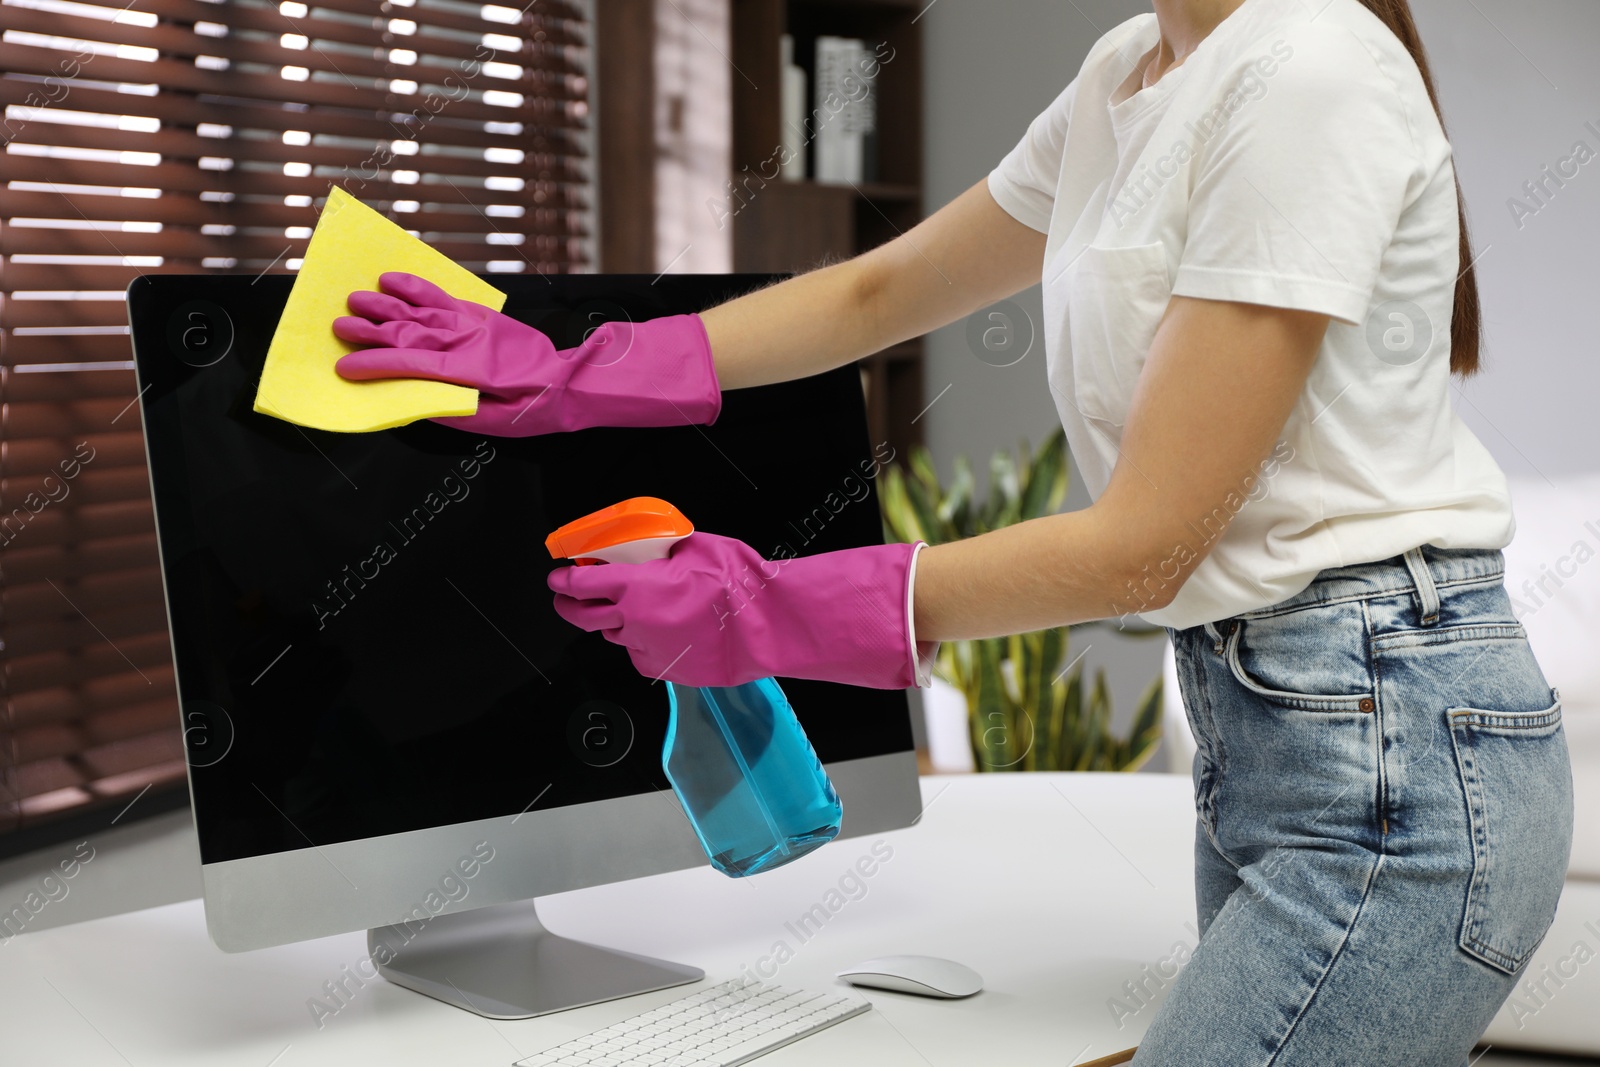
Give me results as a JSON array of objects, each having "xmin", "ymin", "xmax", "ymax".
[{"xmin": 1161, "ymin": 472, "xmax": 1600, "ymax": 1054}]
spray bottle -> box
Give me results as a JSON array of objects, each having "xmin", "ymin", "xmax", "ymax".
[{"xmin": 546, "ymin": 497, "xmax": 843, "ymax": 877}]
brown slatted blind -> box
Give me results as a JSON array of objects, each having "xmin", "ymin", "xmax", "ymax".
[{"xmin": 1, "ymin": 0, "xmax": 593, "ymax": 841}]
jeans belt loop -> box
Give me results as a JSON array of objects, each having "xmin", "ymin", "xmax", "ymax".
[
  {"xmin": 1402, "ymin": 545, "xmax": 1441, "ymax": 626},
  {"xmin": 1203, "ymin": 620, "xmax": 1225, "ymax": 653}
]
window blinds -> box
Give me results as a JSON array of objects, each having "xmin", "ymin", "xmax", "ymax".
[{"xmin": 0, "ymin": 0, "xmax": 592, "ymax": 842}]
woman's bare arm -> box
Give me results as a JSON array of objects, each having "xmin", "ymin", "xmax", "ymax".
[
  {"xmin": 701, "ymin": 179, "xmax": 1047, "ymax": 390},
  {"xmin": 699, "ymin": 177, "xmax": 1327, "ymax": 639},
  {"xmin": 912, "ymin": 296, "xmax": 1331, "ymax": 640}
]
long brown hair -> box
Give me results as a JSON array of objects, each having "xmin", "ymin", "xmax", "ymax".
[{"xmin": 1357, "ymin": 0, "xmax": 1482, "ymax": 377}]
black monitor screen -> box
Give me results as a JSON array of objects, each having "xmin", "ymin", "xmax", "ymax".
[{"xmin": 128, "ymin": 273, "xmax": 915, "ymax": 865}]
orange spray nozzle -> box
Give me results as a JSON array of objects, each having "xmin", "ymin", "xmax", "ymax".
[{"xmin": 544, "ymin": 496, "xmax": 694, "ymax": 566}]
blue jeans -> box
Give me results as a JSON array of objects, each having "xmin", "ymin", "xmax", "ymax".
[{"xmin": 1135, "ymin": 545, "xmax": 1574, "ymax": 1067}]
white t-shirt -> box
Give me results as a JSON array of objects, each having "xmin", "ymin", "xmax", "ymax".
[{"xmin": 986, "ymin": 0, "xmax": 1515, "ymax": 630}]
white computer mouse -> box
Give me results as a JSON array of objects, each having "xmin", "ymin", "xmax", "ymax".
[{"xmin": 835, "ymin": 954, "xmax": 983, "ymax": 999}]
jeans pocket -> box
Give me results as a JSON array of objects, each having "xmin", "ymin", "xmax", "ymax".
[
  {"xmin": 1223, "ymin": 614, "xmax": 1374, "ymax": 713},
  {"xmin": 1448, "ymin": 689, "xmax": 1573, "ymax": 974}
]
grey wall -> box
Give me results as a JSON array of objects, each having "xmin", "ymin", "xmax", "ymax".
[
  {"xmin": 1410, "ymin": 0, "xmax": 1600, "ymax": 479},
  {"xmin": 921, "ymin": 0, "xmax": 1150, "ymax": 480},
  {"xmin": 918, "ymin": 0, "xmax": 1600, "ymax": 755}
]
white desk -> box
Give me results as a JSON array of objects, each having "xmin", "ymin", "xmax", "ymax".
[{"xmin": 2, "ymin": 774, "xmax": 1201, "ymax": 1066}]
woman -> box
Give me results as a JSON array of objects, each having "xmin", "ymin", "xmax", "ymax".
[{"xmin": 332, "ymin": 0, "xmax": 1573, "ymax": 1061}]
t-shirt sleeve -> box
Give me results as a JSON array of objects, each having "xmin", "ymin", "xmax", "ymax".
[
  {"xmin": 986, "ymin": 79, "xmax": 1078, "ymax": 234},
  {"xmin": 1171, "ymin": 29, "xmax": 1423, "ymax": 325}
]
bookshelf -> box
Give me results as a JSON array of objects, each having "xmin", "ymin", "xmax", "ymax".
[{"xmin": 729, "ymin": 0, "xmax": 927, "ymax": 459}]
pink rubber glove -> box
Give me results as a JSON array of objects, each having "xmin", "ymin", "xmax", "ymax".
[
  {"xmin": 547, "ymin": 532, "xmax": 937, "ymax": 690},
  {"xmin": 332, "ymin": 272, "xmax": 722, "ymax": 436}
]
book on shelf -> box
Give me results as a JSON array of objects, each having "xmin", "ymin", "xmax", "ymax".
[
  {"xmin": 780, "ymin": 34, "xmax": 807, "ymax": 182},
  {"xmin": 813, "ymin": 35, "xmax": 879, "ymax": 184}
]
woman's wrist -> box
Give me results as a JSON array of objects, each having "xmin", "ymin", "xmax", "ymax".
[
  {"xmin": 912, "ymin": 510, "xmax": 1152, "ymax": 641},
  {"xmin": 905, "ymin": 541, "xmax": 938, "ymax": 688}
]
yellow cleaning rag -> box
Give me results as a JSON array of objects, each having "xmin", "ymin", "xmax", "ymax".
[{"xmin": 253, "ymin": 186, "xmax": 506, "ymax": 433}]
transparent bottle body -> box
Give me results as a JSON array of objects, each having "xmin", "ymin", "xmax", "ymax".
[{"xmin": 662, "ymin": 677, "xmax": 842, "ymax": 877}]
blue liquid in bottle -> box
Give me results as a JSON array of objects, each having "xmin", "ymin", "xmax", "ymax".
[{"xmin": 662, "ymin": 677, "xmax": 842, "ymax": 877}]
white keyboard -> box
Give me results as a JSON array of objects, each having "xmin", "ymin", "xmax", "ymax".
[{"xmin": 512, "ymin": 979, "xmax": 871, "ymax": 1067}]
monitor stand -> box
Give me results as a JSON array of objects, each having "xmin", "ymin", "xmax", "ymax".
[{"xmin": 369, "ymin": 897, "xmax": 704, "ymax": 1020}]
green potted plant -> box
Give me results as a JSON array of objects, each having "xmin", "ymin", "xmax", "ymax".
[{"xmin": 879, "ymin": 429, "xmax": 1164, "ymax": 772}]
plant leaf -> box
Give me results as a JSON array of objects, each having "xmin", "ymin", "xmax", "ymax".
[
  {"xmin": 968, "ymin": 638, "xmax": 1012, "ymax": 772},
  {"xmin": 909, "ymin": 445, "xmax": 941, "ymax": 496},
  {"xmin": 1062, "ymin": 672, "xmax": 1082, "ymax": 768},
  {"xmin": 1121, "ymin": 676, "xmax": 1166, "ymax": 773},
  {"xmin": 1039, "ymin": 635, "xmax": 1070, "ymax": 772},
  {"xmin": 1074, "ymin": 669, "xmax": 1111, "ymax": 771},
  {"xmin": 878, "ymin": 467, "xmax": 927, "ymax": 546},
  {"xmin": 900, "ymin": 464, "xmax": 945, "ymax": 547},
  {"xmin": 942, "ymin": 454, "xmax": 976, "ymax": 537},
  {"xmin": 988, "ymin": 449, "xmax": 1022, "ymax": 529},
  {"xmin": 1020, "ymin": 427, "xmax": 1069, "ymax": 520},
  {"xmin": 1025, "ymin": 626, "xmax": 1062, "ymax": 772}
]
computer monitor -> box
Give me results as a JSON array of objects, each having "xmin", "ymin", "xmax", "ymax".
[{"xmin": 127, "ymin": 272, "xmax": 923, "ymax": 1020}]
